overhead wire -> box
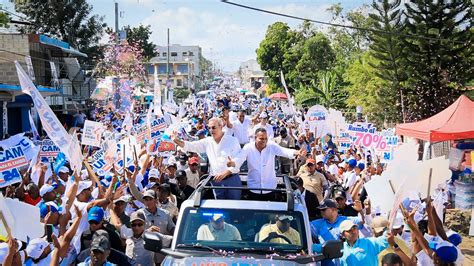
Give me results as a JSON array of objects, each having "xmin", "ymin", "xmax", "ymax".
[{"xmin": 221, "ymin": 0, "xmax": 469, "ymax": 45}]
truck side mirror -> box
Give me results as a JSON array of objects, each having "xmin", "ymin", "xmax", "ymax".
[
  {"xmin": 322, "ymin": 240, "xmax": 343, "ymax": 259},
  {"xmin": 143, "ymin": 231, "xmax": 163, "ymax": 252}
]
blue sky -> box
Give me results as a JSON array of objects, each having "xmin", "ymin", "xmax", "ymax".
[{"xmin": 2, "ymin": 0, "xmax": 372, "ymax": 71}]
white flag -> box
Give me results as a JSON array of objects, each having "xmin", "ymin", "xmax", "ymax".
[
  {"xmin": 28, "ymin": 110, "xmax": 40, "ymax": 140},
  {"xmin": 25, "ymin": 56, "xmax": 35, "ymax": 81},
  {"xmin": 49, "ymin": 61, "xmax": 59, "ymax": 86},
  {"xmin": 280, "ymin": 70, "xmax": 296, "ymax": 115},
  {"xmin": 15, "ymin": 61, "xmax": 75, "ymax": 167}
]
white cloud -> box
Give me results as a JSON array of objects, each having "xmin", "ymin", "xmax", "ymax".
[
  {"xmin": 141, "ymin": 6, "xmax": 264, "ymax": 71},
  {"xmin": 139, "ymin": 3, "xmax": 337, "ymax": 71}
]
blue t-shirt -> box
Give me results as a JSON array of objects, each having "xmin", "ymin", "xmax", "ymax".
[
  {"xmin": 310, "ymin": 215, "xmax": 362, "ymax": 253},
  {"xmin": 340, "ymin": 237, "xmax": 388, "ymax": 266}
]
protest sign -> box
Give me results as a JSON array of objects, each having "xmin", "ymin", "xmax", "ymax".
[
  {"xmin": 364, "ymin": 175, "xmax": 395, "ymax": 215},
  {"xmin": 470, "ymin": 208, "xmax": 474, "ymax": 236},
  {"xmin": 81, "ymin": 120, "xmax": 104, "ymax": 147},
  {"xmin": 39, "ymin": 139, "xmax": 60, "ymax": 161},
  {"xmin": 0, "ymin": 194, "xmax": 43, "ymax": 242},
  {"xmin": 305, "ymin": 105, "xmax": 328, "ymax": 137},
  {"xmin": 0, "ymin": 146, "xmax": 29, "ymax": 187}
]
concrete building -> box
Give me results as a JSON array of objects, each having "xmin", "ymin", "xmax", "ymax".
[
  {"xmin": 238, "ymin": 59, "xmax": 266, "ymax": 91},
  {"xmin": 148, "ymin": 44, "xmax": 202, "ymax": 89},
  {"xmin": 0, "ymin": 33, "xmax": 89, "ymax": 137}
]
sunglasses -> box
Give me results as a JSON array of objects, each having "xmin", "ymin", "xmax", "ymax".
[
  {"xmin": 89, "ymin": 220, "xmax": 100, "ymax": 225},
  {"xmin": 131, "ymin": 223, "xmax": 144, "ymax": 228},
  {"xmin": 143, "ymin": 197, "xmax": 155, "ymax": 201},
  {"xmin": 307, "ymin": 164, "xmax": 315, "ymax": 167}
]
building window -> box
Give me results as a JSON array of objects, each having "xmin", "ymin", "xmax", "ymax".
[
  {"xmin": 188, "ymin": 51, "xmax": 194, "ymax": 56},
  {"xmin": 171, "ymin": 52, "xmax": 177, "ymax": 56},
  {"xmin": 182, "ymin": 52, "xmax": 188, "ymax": 56},
  {"xmin": 177, "ymin": 63, "xmax": 188, "ymax": 74},
  {"xmin": 162, "ymin": 52, "xmax": 167, "ymax": 57},
  {"xmin": 176, "ymin": 79, "xmax": 183, "ymax": 87}
]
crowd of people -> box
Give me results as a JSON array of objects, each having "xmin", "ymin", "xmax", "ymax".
[{"xmin": 0, "ymin": 88, "xmax": 466, "ymax": 266}]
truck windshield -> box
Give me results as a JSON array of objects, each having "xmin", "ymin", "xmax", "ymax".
[{"xmin": 176, "ymin": 207, "xmax": 308, "ymax": 253}]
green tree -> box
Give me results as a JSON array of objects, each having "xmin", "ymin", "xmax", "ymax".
[
  {"xmin": 369, "ymin": 0, "xmax": 408, "ymax": 122},
  {"xmin": 344, "ymin": 52, "xmax": 397, "ymax": 126},
  {"xmin": 124, "ymin": 25, "xmax": 157, "ymax": 60},
  {"xmin": 256, "ymin": 22, "xmax": 298, "ymax": 93},
  {"xmin": 295, "ymin": 71, "xmax": 346, "ymax": 109},
  {"xmin": 0, "ymin": 6, "xmax": 9, "ymax": 28},
  {"xmin": 403, "ymin": 0, "xmax": 473, "ymax": 120},
  {"xmin": 15, "ymin": 0, "xmax": 106, "ymax": 61}
]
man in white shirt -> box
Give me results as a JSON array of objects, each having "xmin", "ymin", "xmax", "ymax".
[
  {"xmin": 228, "ymin": 110, "xmax": 253, "ymax": 147},
  {"xmin": 252, "ymin": 112, "xmax": 274, "ymax": 139},
  {"xmin": 173, "ymin": 117, "xmax": 242, "ymax": 199},
  {"xmin": 229, "ymin": 128, "xmax": 305, "ymax": 200}
]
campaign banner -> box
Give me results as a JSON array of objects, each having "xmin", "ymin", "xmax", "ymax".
[
  {"xmin": 39, "ymin": 139, "xmax": 60, "ymax": 161},
  {"xmin": 0, "ymin": 146, "xmax": 29, "ymax": 187},
  {"xmin": 305, "ymin": 105, "xmax": 329, "ymax": 138},
  {"xmin": 91, "ymin": 143, "xmax": 134, "ymax": 176},
  {"xmin": 81, "ymin": 120, "xmax": 104, "ymax": 147},
  {"xmin": 150, "ymin": 117, "xmax": 167, "ymax": 135},
  {"xmin": 0, "ymin": 134, "xmax": 38, "ymax": 162},
  {"xmin": 16, "ymin": 62, "xmax": 76, "ymax": 168}
]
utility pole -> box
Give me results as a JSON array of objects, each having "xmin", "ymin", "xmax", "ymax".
[
  {"xmin": 165, "ymin": 28, "xmax": 170, "ymax": 102},
  {"xmin": 115, "ymin": 2, "xmax": 119, "ymax": 34}
]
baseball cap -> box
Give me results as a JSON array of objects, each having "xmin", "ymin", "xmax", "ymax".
[
  {"xmin": 277, "ymin": 215, "xmax": 294, "ymax": 222},
  {"xmin": 259, "ymin": 112, "xmax": 268, "ymax": 118},
  {"xmin": 348, "ymin": 159, "xmax": 357, "ymax": 168},
  {"xmin": 188, "ymin": 157, "xmax": 199, "ymax": 165},
  {"xmin": 318, "ymin": 199, "xmax": 338, "ymax": 210},
  {"xmin": 145, "ymin": 182, "xmax": 159, "ymax": 189},
  {"xmin": 356, "ymin": 163, "xmax": 365, "ymax": 171},
  {"xmin": 39, "ymin": 184, "xmax": 55, "ymax": 197},
  {"xmin": 58, "ymin": 166, "xmax": 69, "ymax": 174},
  {"xmin": 334, "ymin": 190, "xmax": 346, "ymax": 200},
  {"xmin": 26, "ymin": 238, "xmax": 49, "ymax": 259},
  {"xmin": 39, "ymin": 202, "xmax": 59, "ymax": 218},
  {"xmin": 91, "ymin": 231, "xmax": 110, "ymax": 253},
  {"xmin": 392, "ymin": 214, "xmax": 405, "ymax": 229},
  {"xmin": 143, "ymin": 189, "xmax": 156, "ymax": 199},
  {"xmin": 159, "ymin": 183, "xmax": 171, "ymax": 193},
  {"xmin": 130, "ymin": 211, "xmax": 146, "ymax": 223},
  {"xmin": 113, "ymin": 196, "xmax": 128, "ymax": 204},
  {"xmin": 338, "ymin": 162, "xmax": 347, "ymax": 168},
  {"xmin": 76, "ymin": 180, "xmax": 92, "ymax": 196},
  {"xmin": 148, "ymin": 168, "xmax": 159, "ymax": 178},
  {"xmin": 316, "ymin": 155, "xmax": 325, "ymax": 164},
  {"xmin": 429, "ymin": 240, "xmax": 458, "ymax": 263},
  {"xmin": 306, "ymin": 158, "xmax": 316, "ymax": 165},
  {"xmin": 176, "ymin": 170, "xmax": 187, "ymax": 179},
  {"xmin": 0, "ymin": 239, "xmax": 23, "ymax": 262},
  {"xmin": 88, "ymin": 206, "xmax": 105, "ymax": 222},
  {"xmin": 279, "ymin": 128, "xmax": 287, "ymax": 134},
  {"xmin": 211, "ymin": 213, "xmax": 225, "ymax": 222},
  {"xmin": 167, "ymin": 163, "xmax": 177, "ymax": 169},
  {"xmin": 446, "ymin": 230, "xmax": 462, "ymax": 246},
  {"xmin": 178, "ymin": 153, "xmax": 188, "ymax": 161},
  {"xmin": 339, "ymin": 220, "xmax": 356, "ymax": 232},
  {"xmin": 371, "ymin": 216, "xmax": 389, "ymax": 234}
]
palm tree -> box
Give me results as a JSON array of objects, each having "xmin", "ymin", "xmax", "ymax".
[{"xmin": 295, "ymin": 71, "xmax": 345, "ymax": 109}]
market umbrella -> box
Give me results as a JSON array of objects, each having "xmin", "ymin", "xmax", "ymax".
[
  {"xmin": 239, "ymin": 88, "xmax": 248, "ymax": 93},
  {"xmin": 269, "ymin": 92, "xmax": 288, "ymax": 100}
]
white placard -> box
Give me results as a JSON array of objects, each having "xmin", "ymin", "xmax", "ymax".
[{"xmin": 81, "ymin": 120, "xmax": 104, "ymax": 147}]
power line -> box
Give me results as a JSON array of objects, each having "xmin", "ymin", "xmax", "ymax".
[{"xmin": 221, "ymin": 0, "xmax": 468, "ymax": 44}]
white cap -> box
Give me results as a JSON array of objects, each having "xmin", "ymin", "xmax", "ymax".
[
  {"xmin": 392, "ymin": 214, "xmax": 405, "ymax": 229},
  {"xmin": 316, "ymin": 155, "xmax": 325, "ymax": 164},
  {"xmin": 76, "ymin": 180, "xmax": 92, "ymax": 196},
  {"xmin": 259, "ymin": 112, "xmax": 268, "ymax": 119},
  {"xmin": 39, "ymin": 184, "xmax": 55, "ymax": 197},
  {"xmin": 338, "ymin": 162, "xmax": 347, "ymax": 168},
  {"xmin": 58, "ymin": 166, "xmax": 69, "ymax": 174},
  {"xmin": 0, "ymin": 240, "xmax": 22, "ymax": 262},
  {"xmin": 26, "ymin": 238, "xmax": 49, "ymax": 260},
  {"xmin": 148, "ymin": 168, "xmax": 159, "ymax": 178}
]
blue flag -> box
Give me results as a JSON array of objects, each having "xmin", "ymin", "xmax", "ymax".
[{"xmin": 52, "ymin": 152, "xmax": 67, "ymax": 174}]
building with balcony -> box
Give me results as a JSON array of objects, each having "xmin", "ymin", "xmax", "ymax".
[
  {"xmin": 238, "ymin": 59, "xmax": 266, "ymax": 92},
  {"xmin": 0, "ymin": 33, "xmax": 90, "ymax": 137},
  {"xmin": 147, "ymin": 44, "xmax": 202, "ymax": 90}
]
